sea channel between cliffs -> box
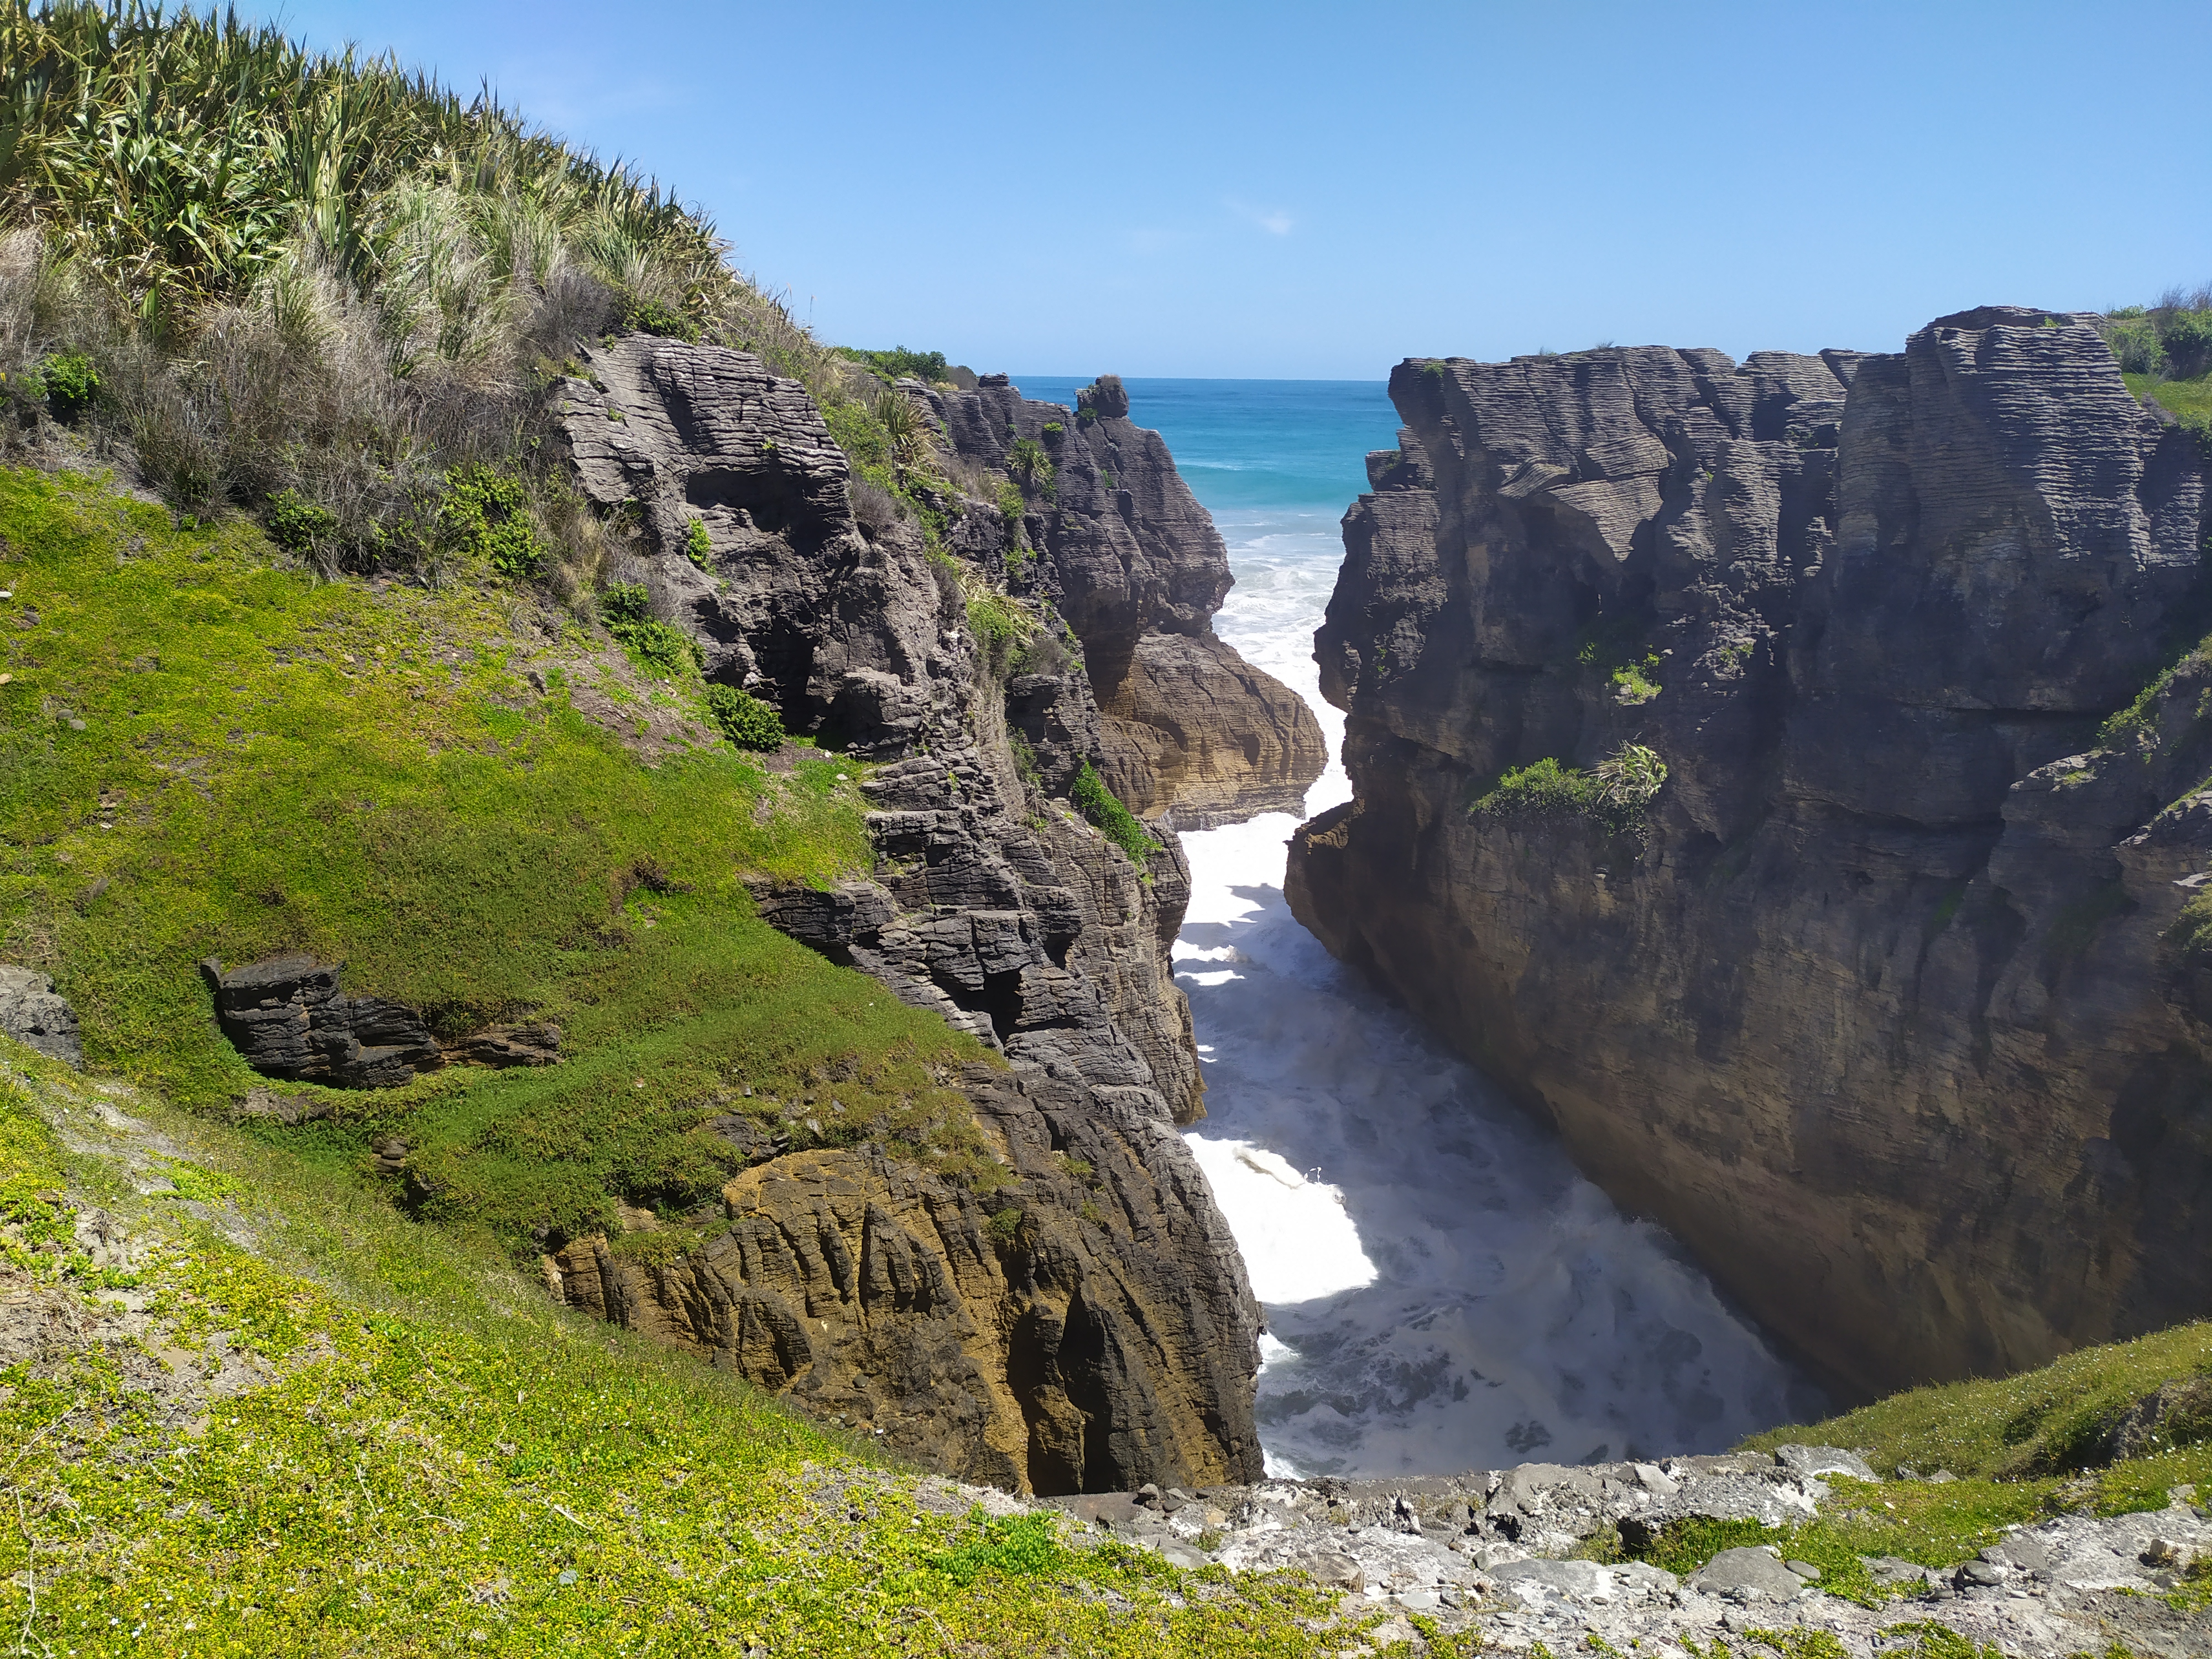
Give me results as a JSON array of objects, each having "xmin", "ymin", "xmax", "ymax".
[{"xmin": 1013, "ymin": 377, "xmax": 1823, "ymax": 1478}]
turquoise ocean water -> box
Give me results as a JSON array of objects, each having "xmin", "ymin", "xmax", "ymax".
[{"xmin": 1006, "ymin": 377, "xmax": 1814, "ymax": 1477}]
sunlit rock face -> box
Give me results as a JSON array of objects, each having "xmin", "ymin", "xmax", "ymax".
[{"xmin": 1292, "ymin": 307, "xmax": 2212, "ymax": 1397}]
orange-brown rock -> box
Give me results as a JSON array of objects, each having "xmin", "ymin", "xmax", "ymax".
[
  {"xmin": 1096, "ymin": 630, "xmax": 1326, "ymax": 827},
  {"xmin": 549, "ymin": 1063, "xmax": 1260, "ymax": 1494}
]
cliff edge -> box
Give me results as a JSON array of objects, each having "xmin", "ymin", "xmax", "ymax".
[{"xmin": 1291, "ymin": 307, "xmax": 2212, "ymax": 1397}]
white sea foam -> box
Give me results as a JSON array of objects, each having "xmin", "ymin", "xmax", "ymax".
[{"xmin": 1178, "ymin": 502, "xmax": 1818, "ymax": 1479}]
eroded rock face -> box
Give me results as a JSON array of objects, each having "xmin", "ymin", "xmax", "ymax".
[
  {"xmin": 551, "ymin": 1060, "xmax": 1260, "ymax": 1493},
  {"xmin": 1292, "ymin": 307, "xmax": 2212, "ymax": 1396},
  {"xmin": 926, "ymin": 374, "xmax": 1325, "ymax": 825},
  {"xmin": 545, "ymin": 337, "xmax": 1262, "ymax": 1492},
  {"xmin": 200, "ymin": 955, "xmax": 441, "ymax": 1088}
]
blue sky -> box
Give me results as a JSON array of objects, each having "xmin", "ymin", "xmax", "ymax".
[{"xmin": 263, "ymin": 0, "xmax": 2212, "ymax": 378}]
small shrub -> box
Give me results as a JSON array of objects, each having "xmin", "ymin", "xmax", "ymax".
[
  {"xmin": 440, "ymin": 464, "xmax": 546, "ymax": 581},
  {"xmin": 1613, "ymin": 654, "xmax": 1661, "ymax": 703},
  {"xmin": 2107, "ymin": 315, "xmax": 2168, "ymax": 377},
  {"xmin": 38, "ymin": 349, "xmax": 98, "ymax": 419},
  {"xmin": 967, "ymin": 591, "xmax": 1027, "ymax": 677},
  {"xmin": 1041, "ymin": 420, "xmax": 1063, "ymax": 441},
  {"xmin": 2163, "ymin": 308, "xmax": 2212, "ymax": 380},
  {"xmin": 996, "ymin": 476, "xmax": 1027, "ymax": 530},
  {"xmin": 1007, "ymin": 436, "xmax": 1056, "ymax": 499},
  {"xmin": 264, "ymin": 488, "xmax": 338, "ymax": 559},
  {"xmin": 684, "ymin": 517, "xmax": 712, "ymax": 568},
  {"xmin": 873, "ymin": 387, "xmax": 927, "ymax": 466},
  {"xmin": 844, "ymin": 346, "xmax": 950, "ymax": 383},
  {"xmin": 703, "ymin": 683, "xmax": 784, "ymax": 750},
  {"xmin": 1072, "ymin": 760, "xmax": 1160, "ymax": 865},
  {"xmin": 601, "ymin": 581, "xmax": 701, "ymax": 676},
  {"xmin": 929, "ymin": 1512, "xmax": 1066, "ymax": 1585},
  {"xmin": 620, "ymin": 290, "xmax": 700, "ymax": 342},
  {"xmin": 1076, "ymin": 405, "xmax": 1097, "ymax": 426},
  {"xmin": 987, "ymin": 1207, "xmax": 1023, "ymax": 1245}
]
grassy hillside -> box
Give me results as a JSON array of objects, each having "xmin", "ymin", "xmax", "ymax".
[
  {"xmin": 2105, "ymin": 289, "xmax": 2212, "ymax": 440},
  {"xmin": 0, "ymin": 1048, "xmax": 1366, "ymax": 1657},
  {"xmin": 0, "ymin": 464, "xmax": 1006, "ymax": 1254}
]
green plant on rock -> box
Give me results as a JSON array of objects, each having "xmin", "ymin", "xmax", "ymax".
[
  {"xmin": 1072, "ymin": 760, "xmax": 1160, "ymax": 866},
  {"xmin": 987, "ymin": 1206, "xmax": 1023, "ymax": 1245},
  {"xmin": 601, "ymin": 580, "xmax": 701, "ymax": 676},
  {"xmin": 1613, "ymin": 653, "xmax": 1661, "ymax": 703},
  {"xmin": 439, "ymin": 463, "xmax": 546, "ymax": 581},
  {"xmin": 703, "ymin": 683, "xmax": 784, "ymax": 750},
  {"xmin": 997, "ymin": 476, "xmax": 1027, "ymax": 531},
  {"xmin": 873, "ymin": 387, "xmax": 929, "ymax": 467},
  {"xmin": 620, "ymin": 289, "xmax": 701, "ymax": 342},
  {"xmin": 684, "ymin": 516, "xmax": 713, "ymax": 568},
  {"xmin": 1007, "ymin": 436, "xmax": 1056, "ymax": 500},
  {"xmin": 1475, "ymin": 743, "xmax": 1666, "ymax": 833}
]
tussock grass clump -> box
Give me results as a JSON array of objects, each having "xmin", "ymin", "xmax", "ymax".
[
  {"xmin": 1473, "ymin": 744, "xmax": 1667, "ymax": 833},
  {"xmin": 0, "ymin": 1, "xmax": 853, "ymax": 587}
]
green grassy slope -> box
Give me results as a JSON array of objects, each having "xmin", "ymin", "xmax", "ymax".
[
  {"xmin": 0, "ymin": 1052, "xmax": 1364, "ymax": 1657},
  {"xmin": 0, "ymin": 466, "xmax": 994, "ymax": 1253}
]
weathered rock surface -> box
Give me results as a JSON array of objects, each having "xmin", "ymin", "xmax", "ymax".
[
  {"xmin": 1038, "ymin": 1450, "xmax": 2212, "ymax": 1656},
  {"xmin": 550, "ymin": 1058, "xmax": 1260, "ymax": 1493},
  {"xmin": 200, "ymin": 954, "xmax": 441, "ymax": 1088},
  {"xmin": 544, "ymin": 336, "xmax": 1264, "ymax": 1492},
  {"xmin": 1291, "ymin": 308, "xmax": 2212, "ymax": 1395},
  {"xmin": 0, "ymin": 963, "xmax": 80, "ymax": 1067},
  {"xmin": 926, "ymin": 372, "xmax": 1325, "ymax": 825},
  {"xmin": 199, "ymin": 957, "xmax": 560, "ymax": 1087}
]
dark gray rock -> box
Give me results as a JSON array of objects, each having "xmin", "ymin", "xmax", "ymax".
[
  {"xmin": 200, "ymin": 955, "xmax": 441, "ymax": 1088},
  {"xmin": 925, "ymin": 374, "xmax": 1323, "ymax": 824},
  {"xmin": 0, "ymin": 964, "xmax": 81, "ymax": 1067},
  {"xmin": 1291, "ymin": 309, "xmax": 2212, "ymax": 1395}
]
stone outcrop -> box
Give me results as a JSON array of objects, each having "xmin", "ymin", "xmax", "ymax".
[
  {"xmin": 1292, "ymin": 307, "xmax": 2212, "ymax": 1397},
  {"xmin": 925, "ymin": 372, "xmax": 1325, "ymax": 825},
  {"xmin": 550, "ymin": 1058, "xmax": 1258, "ymax": 1493},
  {"xmin": 199, "ymin": 956, "xmax": 562, "ymax": 1087},
  {"xmin": 0, "ymin": 964, "xmax": 80, "ymax": 1067},
  {"xmin": 200, "ymin": 955, "xmax": 442, "ymax": 1088},
  {"xmin": 546, "ymin": 336, "xmax": 1264, "ymax": 1492}
]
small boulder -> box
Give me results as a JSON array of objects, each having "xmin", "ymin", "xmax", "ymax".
[
  {"xmin": 1773, "ymin": 1444, "xmax": 1878, "ymax": 1482},
  {"xmin": 1688, "ymin": 1545, "xmax": 1808, "ymax": 1601},
  {"xmin": 0, "ymin": 964, "xmax": 82, "ymax": 1067}
]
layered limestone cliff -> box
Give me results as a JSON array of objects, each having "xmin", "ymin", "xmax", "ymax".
[
  {"xmin": 1290, "ymin": 307, "xmax": 2212, "ymax": 1397},
  {"xmin": 545, "ymin": 336, "xmax": 1262, "ymax": 1491},
  {"xmin": 927, "ymin": 372, "xmax": 1326, "ymax": 826}
]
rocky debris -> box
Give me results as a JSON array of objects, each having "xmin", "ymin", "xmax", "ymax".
[
  {"xmin": 200, "ymin": 955, "xmax": 440, "ymax": 1088},
  {"xmin": 925, "ymin": 373, "xmax": 1323, "ymax": 826},
  {"xmin": 1292, "ymin": 307, "xmax": 2212, "ymax": 1395},
  {"xmin": 0, "ymin": 963, "xmax": 81, "ymax": 1066},
  {"xmin": 1024, "ymin": 1452, "xmax": 2212, "ymax": 1656}
]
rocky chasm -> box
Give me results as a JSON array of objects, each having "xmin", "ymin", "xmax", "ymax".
[
  {"xmin": 1291, "ymin": 306, "xmax": 2212, "ymax": 1400},
  {"xmin": 530, "ymin": 342, "xmax": 1323, "ymax": 1492}
]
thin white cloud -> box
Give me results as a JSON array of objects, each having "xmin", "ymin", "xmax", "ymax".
[{"xmin": 1228, "ymin": 199, "xmax": 1295, "ymax": 236}]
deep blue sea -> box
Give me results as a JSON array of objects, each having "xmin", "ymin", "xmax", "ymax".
[{"xmin": 1009, "ymin": 377, "xmax": 1815, "ymax": 1477}]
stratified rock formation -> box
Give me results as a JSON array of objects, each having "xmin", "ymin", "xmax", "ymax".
[
  {"xmin": 547, "ymin": 337, "xmax": 1264, "ymax": 1492},
  {"xmin": 927, "ymin": 372, "xmax": 1326, "ymax": 825},
  {"xmin": 1291, "ymin": 307, "xmax": 2212, "ymax": 1397}
]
